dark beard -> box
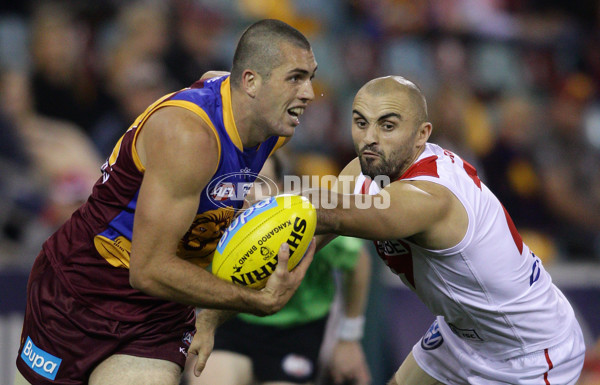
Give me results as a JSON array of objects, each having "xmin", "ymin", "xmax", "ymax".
[
  {"xmin": 360, "ymin": 143, "xmax": 420, "ymax": 185},
  {"xmin": 359, "ymin": 155, "xmax": 405, "ymax": 182}
]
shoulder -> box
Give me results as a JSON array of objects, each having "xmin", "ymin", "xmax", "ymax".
[
  {"xmin": 334, "ymin": 157, "xmax": 361, "ymax": 194},
  {"xmin": 137, "ymin": 107, "xmax": 218, "ymax": 164}
]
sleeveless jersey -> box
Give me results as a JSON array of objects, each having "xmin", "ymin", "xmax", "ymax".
[
  {"xmin": 42, "ymin": 76, "xmax": 285, "ymax": 322},
  {"xmin": 354, "ymin": 143, "xmax": 576, "ymax": 359}
]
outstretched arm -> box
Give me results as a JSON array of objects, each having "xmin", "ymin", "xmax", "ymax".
[{"xmin": 313, "ymin": 179, "xmax": 466, "ymax": 251}]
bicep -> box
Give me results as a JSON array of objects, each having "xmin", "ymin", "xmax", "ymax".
[{"xmin": 131, "ymin": 108, "xmax": 219, "ymax": 265}]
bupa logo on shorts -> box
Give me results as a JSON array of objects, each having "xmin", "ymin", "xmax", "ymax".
[
  {"xmin": 421, "ymin": 320, "xmax": 444, "ymax": 350},
  {"xmin": 20, "ymin": 336, "xmax": 62, "ymax": 380}
]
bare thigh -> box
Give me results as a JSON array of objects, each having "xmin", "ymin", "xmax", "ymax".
[
  {"xmin": 186, "ymin": 351, "xmax": 253, "ymax": 385},
  {"xmin": 89, "ymin": 354, "xmax": 181, "ymax": 385},
  {"xmin": 388, "ymin": 351, "xmax": 445, "ymax": 385}
]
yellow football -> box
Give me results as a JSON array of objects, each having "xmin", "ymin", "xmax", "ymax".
[{"xmin": 212, "ymin": 194, "xmax": 316, "ymax": 289}]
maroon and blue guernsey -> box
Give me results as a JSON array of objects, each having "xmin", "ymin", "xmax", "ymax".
[{"xmin": 42, "ymin": 75, "xmax": 285, "ymax": 322}]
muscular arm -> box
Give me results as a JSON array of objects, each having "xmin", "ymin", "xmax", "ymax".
[
  {"xmin": 129, "ymin": 107, "xmax": 312, "ymax": 315},
  {"xmin": 312, "ymin": 158, "xmax": 363, "ymax": 251},
  {"xmin": 315, "ymin": 179, "xmax": 465, "ymax": 250}
]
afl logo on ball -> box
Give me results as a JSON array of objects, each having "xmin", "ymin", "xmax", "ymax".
[{"xmin": 421, "ymin": 320, "xmax": 443, "ymax": 350}]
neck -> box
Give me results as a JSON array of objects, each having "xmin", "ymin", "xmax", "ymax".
[
  {"xmin": 230, "ymin": 86, "xmax": 263, "ymax": 149},
  {"xmin": 396, "ymin": 144, "xmax": 427, "ymax": 180}
]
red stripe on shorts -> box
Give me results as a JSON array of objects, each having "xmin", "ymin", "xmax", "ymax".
[{"xmin": 543, "ymin": 348, "xmax": 554, "ymax": 385}]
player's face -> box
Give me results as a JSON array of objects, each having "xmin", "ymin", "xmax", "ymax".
[
  {"xmin": 351, "ymin": 89, "xmax": 422, "ymax": 181},
  {"xmin": 255, "ymin": 43, "xmax": 317, "ymax": 138}
]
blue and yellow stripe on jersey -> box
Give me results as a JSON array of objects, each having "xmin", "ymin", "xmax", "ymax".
[{"xmin": 93, "ymin": 75, "xmax": 285, "ymax": 269}]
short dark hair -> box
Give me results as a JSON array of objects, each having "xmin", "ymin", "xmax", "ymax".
[{"xmin": 230, "ymin": 19, "xmax": 311, "ymax": 87}]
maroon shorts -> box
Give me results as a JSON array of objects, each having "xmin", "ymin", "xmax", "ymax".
[{"xmin": 16, "ymin": 252, "xmax": 196, "ymax": 385}]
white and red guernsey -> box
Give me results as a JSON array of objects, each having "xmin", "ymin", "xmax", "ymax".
[{"xmin": 354, "ymin": 143, "xmax": 577, "ymax": 359}]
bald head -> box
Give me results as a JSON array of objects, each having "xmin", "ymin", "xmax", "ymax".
[
  {"xmin": 230, "ymin": 19, "xmax": 311, "ymax": 88},
  {"xmin": 358, "ymin": 76, "xmax": 428, "ymax": 124}
]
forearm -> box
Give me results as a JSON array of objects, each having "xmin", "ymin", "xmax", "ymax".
[
  {"xmin": 313, "ymin": 190, "xmax": 384, "ymax": 239},
  {"xmin": 338, "ymin": 248, "xmax": 370, "ymax": 341},
  {"xmin": 131, "ymin": 255, "xmax": 271, "ymax": 315},
  {"xmin": 195, "ymin": 308, "xmax": 237, "ymax": 330},
  {"xmin": 330, "ymin": 251, "xmax": 372, "ymax": 385},
  {"xmin": 310, "ymin": 189, "xmax": 347, "ymax": 235},
  {"xmin": 342, "ymin": 248, "xmax": 371, "ymax": 318}
]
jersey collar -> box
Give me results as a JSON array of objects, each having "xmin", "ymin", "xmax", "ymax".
[{"xmin": 220, "ymin": 77, "xmax": 244, "ymax": 152}]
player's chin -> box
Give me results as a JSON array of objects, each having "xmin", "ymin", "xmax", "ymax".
[{"xmin": 277, "ymin": 124, "xmax": 297, "ymax": 137}]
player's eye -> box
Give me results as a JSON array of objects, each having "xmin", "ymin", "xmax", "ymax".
[
  {"xmin": 355, "ymin": 119, "xmax": 367, "ymax": 128},
  {"xmin": 381, "ymin": 122, "xmax": 395, "ymax": 131}
]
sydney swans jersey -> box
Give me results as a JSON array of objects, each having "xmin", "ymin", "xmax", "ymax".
[
  {"xmin": 42, "ymin": 76, "xmax": 284, "ymax": 322},
  {"xmin": 355, "ymin": 143, "xmax": 577, "ymax": 359}
]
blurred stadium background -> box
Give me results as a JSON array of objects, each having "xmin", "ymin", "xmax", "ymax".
[{"xmin": 1, "ymin": 1, "xmax": 600, "ymax": 384}]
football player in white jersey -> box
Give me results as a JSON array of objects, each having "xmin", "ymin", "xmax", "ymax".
[{"xmin": 313, "ymin": 76, "xmax": 585, "ymax": 385}]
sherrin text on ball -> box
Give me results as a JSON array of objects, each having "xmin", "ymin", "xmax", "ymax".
[{"xmin": 212, "ymin": 194, "xmax": 316, "ymax": 289}]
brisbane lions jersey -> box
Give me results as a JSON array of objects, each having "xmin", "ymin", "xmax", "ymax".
[
  {"xmin": 354, "ymin": 143, "xmax": 577, "ymax": 359},
  {"xmin": 42, "ymin": 75, "xmax": 284, "ymax": 322}
]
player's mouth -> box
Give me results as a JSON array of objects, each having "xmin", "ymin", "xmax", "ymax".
[
  {"xmin": 287, "ymin": 106, "xmax": 305, "ymax": 126},
  {"xmin": 361, "ymin": 150, "xmax": 381, "ymax": 159}
]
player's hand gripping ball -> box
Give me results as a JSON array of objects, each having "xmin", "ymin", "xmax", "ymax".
[{"xmin": 212, "ymin": 194, "xmax": 316, "ymax": 289}]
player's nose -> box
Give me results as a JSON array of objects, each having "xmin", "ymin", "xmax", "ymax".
[
  {"xmin": 363, "ymin": 124, "xmax": 378, "ymax": 144},
  {"xmin": 298, "ymin": 79, "xmax": 314, "ymax": 103}
]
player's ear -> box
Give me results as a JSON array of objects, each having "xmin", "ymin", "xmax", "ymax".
[
  {"xmin": 241, "ymin": 70, "xmax": 260, "ymax": 98},
  {"xmin": 416, "ymin": 122, "xmax": 432, "ymax": 146}
]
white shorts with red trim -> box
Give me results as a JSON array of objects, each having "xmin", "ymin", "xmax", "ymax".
[{"xmin": 412, "ymin": 316, "xmax": 585, "ymax": 385}]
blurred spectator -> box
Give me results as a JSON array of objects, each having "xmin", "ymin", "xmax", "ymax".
[
  {"xmin": 0, "ymin": 69, "xmax": 102, "ymax": 261},
  {"xmin": 429, "ymin": 83, "xmax": 485, "ymax": 168},
  {"xmin": 237, "ymin": 0, "xmax": 323, "ymax": 36},
  {"xmin": 163, "ymin": 0, "xmax": 230, "ymax": 88},
  {"xmin": 480, "ymin": 94, "xmax": 559, "ymax": 263},
  {"xmin": 0, "ymin": 113, "xmax": 45, "ymax": 267},
  {"xmin": 430, "ymin": 0, "xmax": 519, "ymax": 39},
  {"xmin": 338, "ymin": 33, "xmax": 381, "ymax": 91},
  {"xmin": 103, "ymin": 0, "xmax": 169, "ymax": 65},
  {"xmin": 29, "ymin": 2, "xmax": 110, "ymax": 134},
  {"xmin": 91, "ymin": 58, "xmax": 173, "ymax": 157},
  {"xmin": 0, "ymin": 14, "xmax": 29, "ymax": 71},
  {"xmin": 534, "ymin": 74, "xmax": 600, "ymax": 260}
]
